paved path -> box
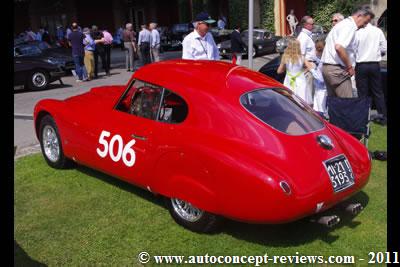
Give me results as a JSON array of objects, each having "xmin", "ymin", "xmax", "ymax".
[{"xmin": 14, "ymin": 48, "xmax": 279, "ymax": 157}]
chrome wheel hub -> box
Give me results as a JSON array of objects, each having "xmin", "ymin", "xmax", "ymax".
[
  {"xmin": 171, "ymin": 198, "xmax": 203, "ymax": 222},
  {"xmin": 42, "ymin": 125, "xmax": 60, "ymax": 162},
  {"xmin": 32, "ymin": 73, "xmax": 46, "ymax": 87}
]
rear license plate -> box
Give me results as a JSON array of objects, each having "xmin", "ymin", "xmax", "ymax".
[{"xmin": 324, "ymin": 155, "xmax": 355, "ymax": 193}]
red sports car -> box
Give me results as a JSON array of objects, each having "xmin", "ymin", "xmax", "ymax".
[{"xmin": 34, "ymin": 60, "xmax": 371, "ymax": 233}]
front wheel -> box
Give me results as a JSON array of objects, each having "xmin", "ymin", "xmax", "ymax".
[
  {"xmin": 39, "ymin": 115, "xmax": 73, "ymax": 169},
  {"xmin": 165, "ymin": 197, "xmax": 223, "ymax": 233},
  {"xmin": 28, "ymin": 70, "xmax": 49, "ymax": 90}
]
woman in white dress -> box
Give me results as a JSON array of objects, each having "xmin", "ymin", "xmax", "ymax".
[
  {"xmin": 307, "ymin": 39, "xmax": 328, "ymax": 113},
  {"xmin": 277, "ymin": 38, "xmax": 313, "ymax": 105}
]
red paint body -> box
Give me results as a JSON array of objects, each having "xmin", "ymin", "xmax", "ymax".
[{"xmin": 34, "ymin": 60, "xmax": 371, "ymax": 224}]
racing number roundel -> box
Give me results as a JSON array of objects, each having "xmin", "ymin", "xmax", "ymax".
[{"xmin": 96, "ymin": 130, "xmax": 136, "ymax": 167}]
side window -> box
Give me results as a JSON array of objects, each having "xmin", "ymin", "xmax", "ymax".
[
  {"xmin": 115, "ymin": 80, "xmax": 188, "ymax": 123},
  {"xmin": 116, "ymin": 80, "xmax": 163, "ymax": 120},
  {"xmin": 158, "ymin": 90, "xmax": 188, "ymax": 123}
]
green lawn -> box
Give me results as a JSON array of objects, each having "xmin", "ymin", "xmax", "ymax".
[{"xmin": 15, "ymin": 124, "xmax": 387, "ymax": 266}]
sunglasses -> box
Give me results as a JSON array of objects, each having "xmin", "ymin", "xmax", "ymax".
[{"xmin": 332, "ymin": 19, "xmax": 338, "ymax": 22}]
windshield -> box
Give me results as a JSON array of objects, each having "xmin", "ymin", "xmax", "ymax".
[
  {"xmin": 15, "ymin": 45, "xmax": 42, "ymax": 56},
  {"xmin": 242, "ymin": 30, "xmax": 264, "ymax": 40},
  {"xmin": 240, "ymin": 88, "xmax": 324, "ymax": 135}
]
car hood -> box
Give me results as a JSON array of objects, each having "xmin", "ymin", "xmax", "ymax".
[{"xmin": 41, "ymin": 50, "xmax": 73, "ymax": 61}]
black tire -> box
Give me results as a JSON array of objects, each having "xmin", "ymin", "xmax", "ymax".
[
  {"xmin": 39, "ymin": 115, "xmax": 73, "ymax": 169},
  {"xmin": 165, "ymin": 197, "xmax": 223, "ymax": 233},
  {"xmin": 252, "ymin": 46, "xmax": 258, "ymax": 57},
  {"xmin": 28, "ymin": 70, "xmax": 49, "ymax": 90}
]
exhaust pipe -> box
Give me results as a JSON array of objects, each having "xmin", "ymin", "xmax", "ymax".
[
  {"xmin": 345, "ymin": 203, "xmax": 363, "ymax": 215},
  {"xmin": 312, "ymin": 215, "xmax": 341, "ymax": 227}
]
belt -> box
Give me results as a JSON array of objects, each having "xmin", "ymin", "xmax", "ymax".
[
  {"xmin": 356, "ymin": 61, "xmax": 379, "ymax": 64},
  {"xmin": 322, "ymin": 63, "xmax": 342, "ymax": 66}
]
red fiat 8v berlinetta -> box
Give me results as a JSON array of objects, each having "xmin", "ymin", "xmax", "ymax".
[{"xmin": 34, "ymin": 60, "xmax": 371, "ymax": 233}]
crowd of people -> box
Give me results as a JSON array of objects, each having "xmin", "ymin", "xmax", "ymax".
[
  {"xmin": 66, "ymin": 22, "xmax": 160, "ymax": 82},
  {"xmin": 181, "ymin": 6, "xmax": 387, "ymax": 124},
  {"xmin": 15, "ymin": 6, "xmax": 387, "ymax": 123},
  {"xmin": 15, "ymin": 21, "xmax": 161, "ymax": 82}
]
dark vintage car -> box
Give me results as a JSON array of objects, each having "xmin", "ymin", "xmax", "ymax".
[
  {"xmin": 14, "ymin": 46, "xmax": 65, "ymax": 90},
  {"xmin": 258, "ymin": 55, "xmax": 387, "ymax": 106},
  {"xmin": 210, "ymin": 28, "xmax": 233, "ymax": 44},
  {"xmin": 15, "ymin": 41, "xmax": 75, "ymax": 72},
  {"xmin": 276, "ymin": 24, "xmax": 327, "ymax": 53},
  {"xmin": 217, "ymin": 29, "xmax": 281, "ymax": 58},
  {"xmin": 160, "ymin": 23, "xmax": 195, "ymax": 52}
]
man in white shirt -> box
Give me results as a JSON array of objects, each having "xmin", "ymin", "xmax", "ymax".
[
  {"xmin": 138, "ymin": 24, "xmax": 152, "ymax": 65},
  {"xmin": 149, "ymin": 22, "xmax": 160, "ymax": 62},
  {"xmin": 321, "ymin": 5, "xmax": 375, "ymax": 98},
  {"xmin": 182, "ymin": 12, "xmax": 220, "ymax": 60},
  {"xmin": 297, "ymin": 16, "xmax": 316, "ymax": 103},
  {"xmin": 354, "ymin": 22, "xmax": 387, "ymax": 122}
]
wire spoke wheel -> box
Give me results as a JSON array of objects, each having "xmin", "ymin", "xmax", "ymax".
[
  {"xmin": 171, "ymin": 198, "xmax": 204, "ymax": 222},
  {"xmin": 42, "ymin": 125, "xmax": 60, "ymax": 162}
]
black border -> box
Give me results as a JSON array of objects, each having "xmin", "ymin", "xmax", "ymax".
[
  {"xmin": 8, "ymin": 0, "xmax": 400, "ymax": 264},
  {"xmin": 4, "ymin": 0, "xmax": 14, "ymax": 265},
  {"xmin": 387, "ymin": 0, "xmax": 400, "ymax": 257}
]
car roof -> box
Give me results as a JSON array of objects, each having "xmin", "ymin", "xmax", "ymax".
[{"xmin": 132, "ymin": 60, "xmax": 283, "ymax": 101}]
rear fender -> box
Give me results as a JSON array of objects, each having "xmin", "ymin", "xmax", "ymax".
[{"xmin": 150, "ymin": 151, "xmax": 219, "ymax": 214}]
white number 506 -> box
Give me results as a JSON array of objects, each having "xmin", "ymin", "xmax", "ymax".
[{"xmin": 96, "ymin": 130, "xmax": 136, "ymax": 167}]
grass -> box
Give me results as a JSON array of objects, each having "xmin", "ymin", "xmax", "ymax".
[{"xmin": 15, "ymin": 124, "xmax": 387, "ymax": 266}]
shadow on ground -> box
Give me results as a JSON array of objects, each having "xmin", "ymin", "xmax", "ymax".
[
  {"xmin": 14, "ymin": 83, "xmax": 73, "ymax": 94},
  {"xmin": 14, "ymin": 240, "xmax": 47, "ymax": 267},
  {"xmin": 76, "ymin": 164, "xmax": 369, "ymax": 246}
]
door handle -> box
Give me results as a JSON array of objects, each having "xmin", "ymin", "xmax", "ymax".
[{"xmin": 131, "ymin": 134, "xmax": 147, "ymax": 141}]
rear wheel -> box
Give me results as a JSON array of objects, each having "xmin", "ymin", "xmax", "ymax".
[
  {"xmin": 28, "ymin": 70, "xmax": 49, "ymax": 90},
  {"xmin": 39, "ymin": 115, "xmax": 73, "ymax": 169},
  {"xmin": 165, "ymin": 197, "xmax": 223, "ymax": 233}
]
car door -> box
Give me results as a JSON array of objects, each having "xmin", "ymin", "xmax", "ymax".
[
  {"xmin": 14, "ymin": 49, "xmax": 31, "ymax": 86},
  {"xmin": 89, "ymin": 80, "xmax": 163, "ymax": 188}
]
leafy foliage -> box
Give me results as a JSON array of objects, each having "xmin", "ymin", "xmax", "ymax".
[
  {"xmin": 228, "ymin": 0, "xmax": 249, "ymax": 28},
  {"xmin": 260, "ymin": 0, "xmax": 275, "ymax": 32}
]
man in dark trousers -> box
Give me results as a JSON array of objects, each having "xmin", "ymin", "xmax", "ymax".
[
  {"xmin": 91, "ymin": 25, "xmax": 109, "ymax": 78},
  {"xmin": 230, "ymin": 25, "xmax": 245, "ymax": 65},
  {"xmin": 354, "ymin": 21, "xmax": 387, "ymax": 125},
  {"xmin": 138, "ymin": 24, "xmax": 152, "ymax": 65},
  {"xmin": 68, "ymin": 22, "xmax": 85, "ymax": 82}
]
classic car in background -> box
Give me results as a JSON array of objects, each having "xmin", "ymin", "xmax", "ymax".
[
  {"xmin": 34, "ymin": 60, "xmax": 370, "ymax": 233},
  {"xmin": 14, "ymin": 46, "xmax": 65, "ymax": 90},
  {"xmin": 160, "ymin": 23, "xmax": 194, "ymax": 51},
  {"xmin": 218, "ymin": 29, "xmax": 281, "ymax": 58},
  {"xmin": 276, "ymin": 24, "xmax": 327, "ymax": 53},
  {"xmin": 210, "ymin": 28, "xmax": 233, "ymax": 44},
  {"xmin": 15, "ymin": 41, "xmax": 74, "ymax": 72}
]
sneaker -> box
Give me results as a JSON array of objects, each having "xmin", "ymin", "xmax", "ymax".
[
  {"xmin": 127, "ymin": 69, "xmax": 131, "ymax": 72},
  {"xmin": 76, "ymin": 79, "xmax": 83, "ymax": 82}
]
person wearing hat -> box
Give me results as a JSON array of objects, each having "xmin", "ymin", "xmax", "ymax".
[{"xmin": 182, "ymin": 12, "xmax": 220, "ymax": 60}]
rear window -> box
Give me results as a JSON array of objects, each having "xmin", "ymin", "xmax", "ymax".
[{"xmin": 240, "ymin": 88, "xmax": 324, "ymax": 135}]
